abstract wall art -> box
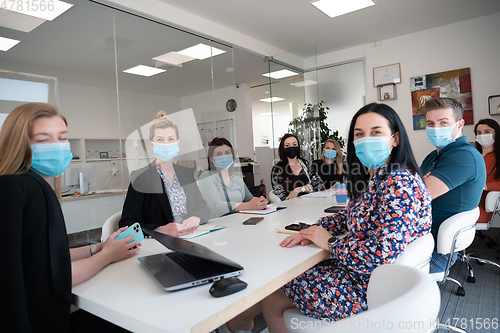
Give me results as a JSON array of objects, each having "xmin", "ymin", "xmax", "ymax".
[{"xmin": 410, "ymin": 67, "xmax": 473, "ymax": 130}]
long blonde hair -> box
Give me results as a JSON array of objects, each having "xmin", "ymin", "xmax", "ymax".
[
  {"xmin": 321, "ymin": 138, "xmax": 345, "ymax": 174},
  {"xmin": 0, "ymin": 103, "xmax": 67, "ymax": 176},
  {"xmin": 148, "ymin": 110, "xmax": 180, "ymax": 141}
]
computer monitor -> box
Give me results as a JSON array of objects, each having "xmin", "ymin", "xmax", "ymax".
[{"xmin": 62, "ymin": 163, "xmax": 96, "ymax": 194}]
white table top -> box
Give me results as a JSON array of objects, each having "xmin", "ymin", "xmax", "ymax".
[{"xmin": 71, "ymin": 201, "xmax": 335, "ymax": 333}]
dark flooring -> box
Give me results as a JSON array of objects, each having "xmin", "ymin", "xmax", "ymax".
[{"xmin": 68, "ymin": 228, "xmax": 500, "ymax": 333}]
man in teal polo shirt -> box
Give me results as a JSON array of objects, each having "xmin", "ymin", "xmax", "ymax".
[{"xmin": 420, "ymin": 98, "xmax": 486, "ymax": 273}]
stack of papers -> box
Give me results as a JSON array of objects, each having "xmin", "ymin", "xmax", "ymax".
[
  {"xmin": 180, "ymin": 225, "xmax": 226, "ymax": 240},
  {"xmin": 301, "ymin": 189, "xmax": 335, "ymax": 198}
]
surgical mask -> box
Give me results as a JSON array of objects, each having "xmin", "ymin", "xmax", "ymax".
[
  {"xmin": 30, "ymin": 142, "xmax": 73, "ymax": 177},
  {"xmin": 354, "ymin": 135, "xmax": 393, "ymax": 170},
  {"xmin": 324, "ymin": 149, "xmax": 337, "ymax": 160},
  {"xmin": 426, "ymin": 122, "xmax": 459, "ymax": 148},
  {"xmin": 152, "ymin": 141, "xmax": 179, "ymax": 161},
  {"xmin": 476, "ymin": 134, "xmax": 495, "ymax": 148},
  {"xmin": 214, "ymin": 155, "xmax": 234, "ymax": 170},
  {"xmin": 284, "ymin": 146, "xmax": 300, "ymax": 159}
]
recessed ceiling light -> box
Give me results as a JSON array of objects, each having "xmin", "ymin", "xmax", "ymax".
[
  {"xmin": 0, "ymin": 9, "xmax": 45, "ymax": 32},
  {"xmin": 178, "ymin": 43, "xmax": 226, "ymax": 60},
  {"xmin": 123, "ymin": 65, "xmax": 166, "ymax": 77},
  {"xmin": 260, "ymin": 97, "xmax": 285, "ymax": 103},
  {"xmin": 262, "ymin": 69, "xmax": 298, "ymax": 79},
  {"xmin": 5, "ymin": 0, "xmax": 73, "ymax": 21},
  {"xmin": 152, "ymin": 52, "xmax": 195, "ymax": 66},
  {"xmin": 290, "ymin": 80, "xmax": 318, "ymax": 87},
  {"xmin": 0, "ymin": 36, "xmax": 20, "ymax": 51},
  {"xmin": 311, "ymin": 0, "xmax": 375, "ymax": 18}
]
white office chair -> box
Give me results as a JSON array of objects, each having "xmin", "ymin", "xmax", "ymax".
[
  {"xmin": 268, "ymin": 190, "xmax": 281, "ymax": 203},
  {"xmin": 462, "ymin": 192, "xmax": 500, "ymax": 283},
  {"xmin": 284, "ymin": 265, "xmax": 440, "ymax": 333},
  {"xmin": 430, "ymin": 208, "xmax": 479, "ymax": 297},
  {"xmin": 101, "ymin": 211, "xmax": 122, "ymax": 242},
  {"xmin": 393, "ymin": 233, "xmax": 434, "ymax": 272}
]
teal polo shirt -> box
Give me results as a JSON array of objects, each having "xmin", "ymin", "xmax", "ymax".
[{"xmin": 420, "ymin": 136, "xmax": 486, "ymax": 238}]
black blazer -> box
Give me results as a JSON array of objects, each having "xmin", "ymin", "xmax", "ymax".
[
  {"xmin": 119, "ymin": 162, "xmax": 210, "ymax": 230},
  {"xmin": 1, "ymin": 170, "xmax": 71, "ymax": 333}
]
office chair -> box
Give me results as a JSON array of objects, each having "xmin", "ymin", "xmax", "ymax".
[
  {"xmin": 284, "ymin": 265, "xmax": 440, "ymax": 333},
  {"xmin": 101, "ymin": 211, "xmax": 122, "ymax": 242},
  {"xmin": 462, "ymin": 191, "xmax": 500, "ymax": 283},
  {"xmin": 268, "ymin": 190, "xmax": 281, "ymax": 203},
  {"xmin": 430, "ymin": 208, "xmax": 479, "ymax": 297}
]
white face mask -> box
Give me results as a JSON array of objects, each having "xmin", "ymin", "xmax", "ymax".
[{"xmin": 476, "ymin": 133, "xmax": 495, "ymax": 148}]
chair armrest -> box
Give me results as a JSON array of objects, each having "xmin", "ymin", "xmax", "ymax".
[{"xmin": 485, "ymin": 191, "xmax": 500, "ymax": 213}]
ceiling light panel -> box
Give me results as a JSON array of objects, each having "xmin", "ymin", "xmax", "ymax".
[
  {"xmin": 262, "ymin": 69, "xmax": 299, "ymax": 79},
  {"xmin": 177, "ymin": 43, "xmax": 226, "ymax": 60},
  {"xmin": 0, "ymin": 8, "xmax": 45, "ymax": 32},
  {"xmin": 260, "ymin": 97, "xmax": 285, "ymax": 103},
  {"xmin": 4, "ymin": 0, "xmax": 73, "ymax": 21},
  {"xmin": 0, "ymin": 36, "xmax": 20, "ymax": 51},
  {"xmin": 152, "ymin": 52, "xmax": 196, "ymax": 66},
  {"xmin": 123, "ymin": 65, "xmax": 166, "ymax": 77},
  {"xmin": 311, "ymin": 0, "xmax": 375, "ymax": 18}
]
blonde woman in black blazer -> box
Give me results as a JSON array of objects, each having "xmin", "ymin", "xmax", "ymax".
[{"xmin": 119, "ymin": 111, "xmax": 210, "ymax": 237}]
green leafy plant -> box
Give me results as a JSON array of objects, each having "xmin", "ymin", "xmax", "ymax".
[{"xmin": 287, "ymin": 101, "xmax": 346, "ymax": 160}]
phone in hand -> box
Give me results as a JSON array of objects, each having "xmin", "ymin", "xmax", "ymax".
[
  {"xmin": 284, "ymin": 223, "xmax": 310, "ymax": 231},
  {"xmin": 115, "ymin": 222, "xmax": 144, "ymax": 244},
  {"xmin": 243, "ymin": 217, "xmax": 264, "ymax": 225}
]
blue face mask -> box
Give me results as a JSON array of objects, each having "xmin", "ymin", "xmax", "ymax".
[
  {"xmin": 152, "ymin": 141, "xmax": 179, "ymax": 161},
  {"xmin": 30, "ymin": 142, "xmax": 73, "ymax": 177},
  {"xmin": 214, "ymin": 155, "xmax": 234, "ymax": 170},
  {"xmin": 324, "ymin": 149, "xmax": 337, "ymax": 160},
  {"xmin": 426, "ymin": 123, "xmax": 458, "ymax": 149},
  {"xmin": 354, "ymin": 135, "xmax": 393, "ymax": 170}
]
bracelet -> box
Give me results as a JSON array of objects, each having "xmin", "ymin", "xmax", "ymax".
[{"xmin": 90, "ymin": 244, "xmax": 97, "ymax": 256}]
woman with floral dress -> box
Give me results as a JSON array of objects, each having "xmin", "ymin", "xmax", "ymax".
[
  {"xmin": 119, "ymin": 111, "xmax": 210, "ymax": 237},
  {"xmin": 221, "ymin": 103, "xmax": 432, "ymax": 333}
]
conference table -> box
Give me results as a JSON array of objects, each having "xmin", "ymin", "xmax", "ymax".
[{"xmin": 71, "ymin": 195, "xmax": 342, "ymax": 333}]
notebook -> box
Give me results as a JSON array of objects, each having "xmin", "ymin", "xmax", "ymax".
[
  {"xmin": 240, "ymin": 205, "xmax": 286, "ymax": 215},
  {"xmin": 138, "ymin": 228, "xmax": 243, "ymax": 291},
  {"xmin": 179, "ymin": 225, "xmax": 226, "ymax": 240}
]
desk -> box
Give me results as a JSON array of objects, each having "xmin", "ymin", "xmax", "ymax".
[{"xmin": 72, "ymin": 201, "xmax": 334, "ymax": 333}]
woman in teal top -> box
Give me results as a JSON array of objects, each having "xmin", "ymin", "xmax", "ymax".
[{"xmin": 198, "ymin": 137, "xmax": 267, "ymax": 218}]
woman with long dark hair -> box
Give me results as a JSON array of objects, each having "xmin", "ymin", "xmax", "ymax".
[
  {"xmin": 270, "ymin": 133, "xmax": 324, "ymax": 201},
  {"xmin": 198, "ymin": 137, "xmax": 267, "ymax": 218},
  {"xmin": 225, "ymin": 103, "xmax": 431, "ymax": 332},
  {"xmin": 474, "ymin": 118, "xmax": 500, "ymax": 223}
]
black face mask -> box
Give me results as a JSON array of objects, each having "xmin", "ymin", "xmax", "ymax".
[{"xmin": 284, "ymin": 146, "xmax": 300, "ymax": 159}]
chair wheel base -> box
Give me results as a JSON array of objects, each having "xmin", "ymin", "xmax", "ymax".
[
  {"xmin": 467, "ymin": 276, "xmax": 475, "ymax": 283},
  {"xmin": 456, "ymin": 287, "xmax": 465, "ymax": 296}
]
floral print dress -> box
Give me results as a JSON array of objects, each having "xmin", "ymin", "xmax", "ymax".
[{"xmin": 282, "ymin": 165, "xmax": 432, "ymax": 321}]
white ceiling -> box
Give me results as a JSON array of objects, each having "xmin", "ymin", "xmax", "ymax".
[
  {"xmin": 1, "ymin": 0, "xmax": 500, "ymax": 98},
  {"xmin": 158, "ymin": 0, "xmax": 500, "ymax": 56}
]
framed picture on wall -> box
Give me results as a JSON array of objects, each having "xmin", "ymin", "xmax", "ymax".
[
  {"xmin": 373, "ymin": 63, "xmax": 401, "ymax": 87},
  {"xmin": 99, "ymin": 152, "xmax": 109, "ymax": 159}
]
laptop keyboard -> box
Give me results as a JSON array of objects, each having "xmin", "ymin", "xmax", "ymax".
[{"xmin": 167, "ymin": 251, "xmax": 235, "ymax": 279}]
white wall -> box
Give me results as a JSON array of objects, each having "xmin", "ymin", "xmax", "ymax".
[{"xmin": 317, "ymin": 12, "xmax": 500, "ymax": 163}]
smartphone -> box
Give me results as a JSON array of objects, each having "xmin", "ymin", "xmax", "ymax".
[
  {"xmin": 243, "ymin": 217, "xmax": 264, "ymax": 225},
  {"xmin": 115, "ymin": 222, "xmax": 144, "ymax": 244},
  {"xmin": 284, "ymin": 223, "xmax": 310, "ymax": 231}
]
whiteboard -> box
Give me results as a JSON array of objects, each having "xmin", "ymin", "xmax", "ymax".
[{"xmin": 197, "ymin": 118, "xmax": 234, "ymax": 158}]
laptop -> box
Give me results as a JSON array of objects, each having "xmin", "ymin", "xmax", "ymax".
[{"xmin": 138, "ymin": 228, "xmax": 244, "ymax": 291}]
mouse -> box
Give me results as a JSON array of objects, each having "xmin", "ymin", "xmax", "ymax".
[{"xmin": 209, "ymin": 277, "xmax": 248, "ymax": 298}]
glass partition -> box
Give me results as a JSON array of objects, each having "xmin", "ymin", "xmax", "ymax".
[{"xmin": 0, "ymin": 0, "xmax": 235, "ymax": 238}]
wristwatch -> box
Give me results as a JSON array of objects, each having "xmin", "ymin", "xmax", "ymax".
[
  {"xmin": 301, "ymin": 186, "xmax": 306, "ymax": 193},
  {"xmin": 327, "ymin": 236, "xmax": 338, "ymax": 255}
]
